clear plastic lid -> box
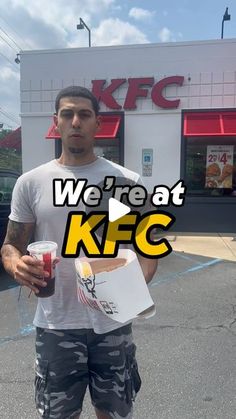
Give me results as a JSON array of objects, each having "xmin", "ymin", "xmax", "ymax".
[{"xmin": 27, "ymin": 241, "xmax": 58, "ymax": 254}]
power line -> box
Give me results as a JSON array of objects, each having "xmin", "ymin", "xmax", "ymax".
[
  {"xmin": 0, "ymin": 25, "xmax": 23, "ymax": 51},
  {"xmin": 0, "ymin": 112, "xmax": 19, "ymax": 125},
  {"xmin": 0, "ymin": 16, "xmax": 31, "ymax": 50},
  {"xmin": 0, "ymin": 50, "xmax": 19, "ymax": 69},
  {"xmin": 0, "ymin": 108, "xmax": 20, "ymax": 123},
  {"xmin": 0, "ymin": 122, "xmax": 13, "ymax": 129},
  {"xmin": 0, "ymin": 105, "xmax": 20, "ymax": 122},
  {"xmin": 0, "ymin": 113, "xmax": 19, "ymax": 126},
  {"xmin": 0, "ymin": 31, "xmax": 19, "ymax": 53},
  {"xmin": 0, "ymin": 108, "xmax": 20, "ymax": 125}
]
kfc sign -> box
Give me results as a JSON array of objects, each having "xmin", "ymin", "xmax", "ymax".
[{"xmin": 92, "ymin": 76, "xmax": 184, "ymax": 110}]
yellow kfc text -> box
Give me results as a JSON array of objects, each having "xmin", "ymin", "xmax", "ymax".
[{"xmin": 62, "ymin": 211, "xmax": 175, "ymax": 258}]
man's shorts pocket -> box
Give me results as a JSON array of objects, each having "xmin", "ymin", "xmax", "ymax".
[
  {"xmin": 35, "ymin": 359, "xmax": 50, "ymax": 418},
  {"xmin": 125, "ymin": 343, "xmax": 142, "ymax": 404}
]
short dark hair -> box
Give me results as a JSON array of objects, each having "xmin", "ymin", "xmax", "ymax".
[{"xmin": 55, "ymin": 85, "xmax": 99, "ymax": 115}]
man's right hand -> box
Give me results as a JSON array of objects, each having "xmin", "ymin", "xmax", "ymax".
[
  {"xmin": 1, "ymin": 220, "xmax": 43, "ymax": 294},
  {"xmin": 13, "ymin": 255, "xmax": 49, "ymax": 294}
]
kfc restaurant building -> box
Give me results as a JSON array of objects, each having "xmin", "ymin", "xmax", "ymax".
[{"xmin": 20, "ymin": 39, "xmax": 236, "ymax": 233}]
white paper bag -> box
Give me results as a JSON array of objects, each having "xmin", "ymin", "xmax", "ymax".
[{"xmin": 75, "ymin": 249, "xmax": 155, "ymax": 323}]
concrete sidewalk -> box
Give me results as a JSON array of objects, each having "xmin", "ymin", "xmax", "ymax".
[{"xmin": 167, "ymin": 233, "xmax": 236, "ymax": 262}]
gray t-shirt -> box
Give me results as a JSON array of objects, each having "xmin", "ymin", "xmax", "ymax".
[{"xmin": 10, "ymin": 158, "xmax": 142, "ymax": 333}]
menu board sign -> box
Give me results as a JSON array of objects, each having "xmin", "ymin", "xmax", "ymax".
[{"xmin": 205, "ymin": 145, "xmax": 234, "ymax": 188}]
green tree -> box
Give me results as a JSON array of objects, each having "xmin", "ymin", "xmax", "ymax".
[
  {"xmin": 0, "ymin": 129, "xmax": 12, "ymax": 141},
  {"xmin": 0, "ymin": 129, "xmax": 22, "ymax": 173}
]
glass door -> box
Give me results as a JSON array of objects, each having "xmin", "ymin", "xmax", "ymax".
[{"xmin": 94, "ymin": 138, "xmax": 120, "ymax": 164}]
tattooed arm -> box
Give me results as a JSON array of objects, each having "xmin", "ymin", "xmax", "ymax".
[{"xmin": 1, "ymin": 220, "xmax": 49, "ymax": 294}]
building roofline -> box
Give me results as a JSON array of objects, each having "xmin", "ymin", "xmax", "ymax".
[{"xmin": 20, "ymin": 38, "xmax": 236, "ymax": 56}]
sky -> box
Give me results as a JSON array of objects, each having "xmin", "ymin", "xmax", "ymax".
[{"xmin": 0, "ymin": 0, "xmax": 235, "ymax": 130}]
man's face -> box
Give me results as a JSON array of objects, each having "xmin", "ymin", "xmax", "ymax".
[{"xmin": 54, "ymin": 96, "xmax": 100, "ymax": 156}]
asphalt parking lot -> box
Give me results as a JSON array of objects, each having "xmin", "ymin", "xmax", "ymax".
[{"xmin": 0, "ymin": 234, "xmax": 236, "ymax": 419}]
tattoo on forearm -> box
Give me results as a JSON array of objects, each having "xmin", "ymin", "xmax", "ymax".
[{"xmin": 3, "ymin": 221, "xmax": 34, "ymax": 254}]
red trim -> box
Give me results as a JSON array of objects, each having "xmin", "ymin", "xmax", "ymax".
[
  {"xmin": 95, "ymin": 115, "xmax": 120, "ymax": 138},
  {"xmin": 184, "ymin": 111, "xmax": 236, "ymax": 136},
  {"xmin": 45, "ymin": 115, "xmax": 121, "ymax": 139},
  {"xmin": 45, "ymin": 124, "xmax": 59, "ymax": 139},
  {"xmin": 0, "ymin": 127, "xmax": 21, "ymax": 150}
]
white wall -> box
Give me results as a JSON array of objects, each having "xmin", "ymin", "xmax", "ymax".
[
  {"xmin": 125, "ymin": 113, "xmax": 181, "ymax": 189},
  {"xmin": 21, "ymin": 116, "xmax": 55, "ymax": 172},
  {"xmin": 20, "ymin": 39, "xmax": 236, "ymax": 183}
]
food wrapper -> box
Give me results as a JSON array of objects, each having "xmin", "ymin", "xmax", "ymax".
[{"xmin": 75, "ymin": 249, "xmax": 155, "ymax": 323}]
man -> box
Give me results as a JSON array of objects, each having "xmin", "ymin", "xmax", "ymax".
[{"xmin": 1, "ymin": 86, "xmax": 157, "ymax": 419}]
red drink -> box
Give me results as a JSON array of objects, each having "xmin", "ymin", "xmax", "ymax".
[
  {"xmin": 27, "ymin": 241, "xmax": 58, "ymax": 298},
  {"xmin": 37, "ymin": 252, "xmax": 56, "ymax": 297},
  {"xmin": 37, "ymin": 277, "xmax": 55, "ymax": 297}
]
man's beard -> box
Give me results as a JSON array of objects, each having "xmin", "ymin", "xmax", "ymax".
[{"xmin": 68, "ymin": 147, "xmax": 85, "ymax": 154}]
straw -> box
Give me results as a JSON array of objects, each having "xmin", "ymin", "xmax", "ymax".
[
  {"xmin": 17, "ymin": 285, "xmax": 33, "ymax": 300},
  {"xmin": 17, "ymin": 285, "xmax": 22, "ymax": 301}
]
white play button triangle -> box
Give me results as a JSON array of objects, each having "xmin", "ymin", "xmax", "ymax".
[{"xmin": 108, "ymin": 198, "xmax": 131, "ymax": 222}]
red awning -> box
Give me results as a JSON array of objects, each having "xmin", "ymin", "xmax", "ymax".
[
  {"xmin": 45, "ymin": 115, "xmax": 121, "ymax": 139},
  {"xmin": 0, "ymin": 127, "xmax": 21, "ymax": 150},
  {"xmin": 183, "ymin": 111, "xmax": 236, "ymax": 136},
  {"xmin": 95, "ymin": 115, "xmax": 121, "ymax": 138}
]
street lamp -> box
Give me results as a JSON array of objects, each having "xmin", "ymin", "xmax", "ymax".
[
  {"xmin": 221, "ymin": 7, "xmax": 231, "ymax": 39},
  {"xmin": 77, "ymin": 18, "xmax": 91, "ymax": 47},
  {"xmin": 15, "ymin": 53, "xmax": 20, "ymax": 64}
]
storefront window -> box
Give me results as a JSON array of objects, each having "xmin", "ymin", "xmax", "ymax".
[
  {"xmin": 185, "ymin": 136, "xmax": 236, "ymax": 197},
  {"xmin": 94, "ymin": 138, "xmax": 121, "ymax": 164}
]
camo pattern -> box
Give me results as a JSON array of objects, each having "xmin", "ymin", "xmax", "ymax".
[{"xmin": 35, "ymin": 324, "xmax": 141, "ymax": 419}]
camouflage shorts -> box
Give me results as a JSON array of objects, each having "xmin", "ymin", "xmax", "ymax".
[{"xmin": 35, "ymin": 324, "xmax": 141, "ymax": 419}]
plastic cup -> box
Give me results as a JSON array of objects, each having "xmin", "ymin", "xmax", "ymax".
[{"xmin": 27, "ymin": 241, "xmax": 58, "ymax": 298}]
